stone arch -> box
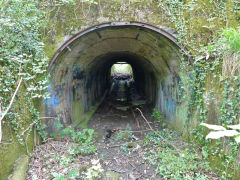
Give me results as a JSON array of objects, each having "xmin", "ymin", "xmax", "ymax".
[{"xmin": 43, "ymin": 22, "xmax": 188, "ymax": 132}]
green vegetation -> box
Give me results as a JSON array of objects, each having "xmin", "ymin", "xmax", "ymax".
[
  {"xmin": 0, "ymin": 1, "xmax": 49, "ymax": 177},
  {"xmin": 152, "ymin": 108, "xmax": 167, "ymax": 128},
  {"xmin": 0, "ymin": 0, "xmax": 48, "ymax": 144},
  {"xmin": 201, "ymin": 123, "xmax": 240, "ymax": 143},
  {"xmin": 113, "ymin": 124, "xmax": 133, "ymax": 141},
  {"xmin": 156, "ymin": 0, "xmax": 240, "ymax": 178},
  {"xmin": 221, "ymin": 28, "xmax": 240, "ymax": 54},
  {"xmin": 143, "ymin": 130, "xmax": 216, "ymax": 179},
  {"xmin": 29, "ymin": 127, "xmax": 99, "ymax": 179},
  {"xmin": 63, "ymin": 127, "xmax": 97, "ymax": 156}
]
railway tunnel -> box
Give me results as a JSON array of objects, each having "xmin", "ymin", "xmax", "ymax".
[{"xmin": 43, "ymin": 22, "xmax": 188, "ymax": 133}]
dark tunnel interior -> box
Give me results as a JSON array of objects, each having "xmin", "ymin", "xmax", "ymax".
[{"xmin": 86, "ymin": 52, "xmax": 157, "ymax": 108}]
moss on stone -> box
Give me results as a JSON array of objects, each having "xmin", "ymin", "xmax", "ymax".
[
  {"xmin": 0, "ymin": 88, "xmax": 36, "ymax": 179},
  {"xmin": 11, "ymin": 155, "xmax": 29, "ymax": 180},
  {"xmin": 0, "ymin": 124, "xmax": 34, "ymax": 179}
]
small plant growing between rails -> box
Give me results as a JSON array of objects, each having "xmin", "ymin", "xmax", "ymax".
[
  {"xmin": 113, "ymin": 124, "xmax": 133, "ymax": 141},
  {"xmin": 62, "ymin": 127, "xmax": 97, "ymax": 156}
]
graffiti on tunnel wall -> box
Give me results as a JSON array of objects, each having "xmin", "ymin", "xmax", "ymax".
[
  {"xmin": 159, "ymin": 76, "xmax": 184, "ymax": 122},
  {"xmin": 44, "ymin": 83, "xmax": 71, "ymax": 132},
  {"xmin": 43, "ymin": 65, "xmax": 87, "ymax": 131},
  {"xmin": 73, "ymin": 66, "xmax": 85, "ymax": 80},
  {"xmin": 43, "ymin": 64, "xmax": 110, "ymax": 132}
]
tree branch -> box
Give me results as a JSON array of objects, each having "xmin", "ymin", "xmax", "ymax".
[
  {"xmin": 136, "ymin": 108, "xmax": 181, "ymax": 156},
  {"xmin": 0, "ymin": 78, "xmax": 23, "ymax": 143}
]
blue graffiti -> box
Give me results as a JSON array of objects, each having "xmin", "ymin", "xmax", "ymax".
[
  {"xmin": 44, "ymin": 93, "xmax": 60, "ymax": 109},
  {"xmin": 44, "ymin": 86, "xmax": 60, "ymax": 109}
]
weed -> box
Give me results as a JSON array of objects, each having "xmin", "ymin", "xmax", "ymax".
[
  {"xmin": 221, "ymin": 28, "xmax": 240, "ymax": 54},
  {"xmin": 83, "ymin": 159, "xmax": 103, "ymax": 180},
  {"xmin": 113, "ymin": 124, "xmax": 133, "ymax": 141},
  {"xmin": 62, "ymin": 127, "xmax": 94, "ymax": 144},
  {"xmin": 60, "ymin": 156, "xmax": 72, "ymax": 166},
  {"xmin": 120, "ymin": 142, "xmax": 129, "ymax": 154},
  {"xmin": 114, "ymin": 131, "xmax": 132, "ymax": 141},
  {"xmin": 68, "ymin": 143, "xmax": 97, "ymax": 156},
  {"xmin": 51, "ymin": 172, "xmax": 65, "ymax": 180},
  {"xmin": 143, "ymin": 129, "xmax": 177, "ymax": 147},
  {"xmin": 120, "ymin": 142, "xmax": 138, "ymax": 154},
  {"xmin": 144, "ymin": 131, "xmax": 161, "ymax": 146},
  {"xmin": 152, "ymin": 108, "xmax": 167, "ymax": 128},
  {"xmin": 68, "ymin": 170, "xmax": 79, "ymax": 179},
  {"xmin": 62, "ymin": 127, "xmax": 97, "ymax": 156},
  {"xmin": 143, "ymin": 130, "xmax": 214, "ymax": 179}
]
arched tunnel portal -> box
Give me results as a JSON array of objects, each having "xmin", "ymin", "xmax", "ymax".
[{"xmin": 43, "ymin": 22, "xmax": 188, "ymax": 133}]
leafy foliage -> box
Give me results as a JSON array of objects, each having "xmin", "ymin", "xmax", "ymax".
[
  {"xmin": 143, "ymin": 131, "xmax": 214, "ymax": 179},
  {"xmin": 156, "ymin": 0, "xmax": 240, "ymax": 178},
  {"xmin": 63, "ymin": 127, "xmax": 97, "ymax": 156},
  {"xmin": 83, "ymin": 159, "xmax": 103, "ymax": 180},
  {"xmin": 0, "ymin": 0, "xmax": 49, "ymax": 144},
  {"xmin": 201, "ymin": 123, "xmax": 240, "ymax": 143},
  {"xmin": 0, "ymin": 0, "xmax": 239, "ymax": 178},
  {"xmin": 221, "ymin": 28, "xmax": 240, "ymax": 54},
  {"xmin": 113, "ymin": 124, "xmax": 133, "ymax": 141},
  {"xmin": 152, "ymin": 108, "xmax": 167, "ymax": 128}
]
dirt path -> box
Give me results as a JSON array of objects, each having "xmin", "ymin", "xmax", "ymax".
[{"xmin": 87, "ymin": 97, "xmax": 162, "ymax": 179}]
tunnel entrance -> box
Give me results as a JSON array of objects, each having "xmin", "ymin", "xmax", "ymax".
[{"xmin": 43, "ymin": 22, "xmax": 187, "ymax": 133}]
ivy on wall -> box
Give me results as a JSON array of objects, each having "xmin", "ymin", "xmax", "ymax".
[{"xmin": 0, "ymin": 0, "xmax": 49, "ymax": 144}]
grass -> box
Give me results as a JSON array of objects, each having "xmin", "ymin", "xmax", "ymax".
[{"xmin": 221, "ymin": 28, "xmax": 240, "ymax": 54}]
